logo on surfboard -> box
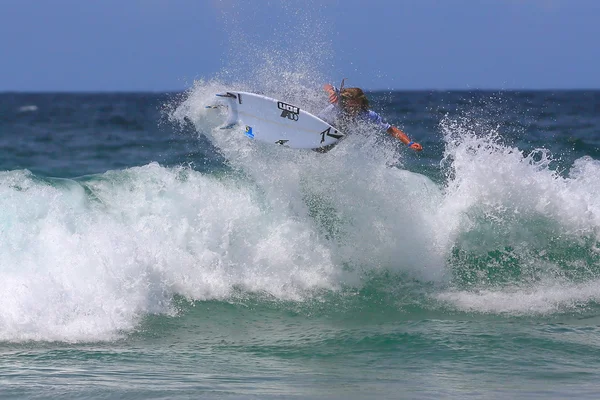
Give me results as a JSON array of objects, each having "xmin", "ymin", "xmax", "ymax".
[
  {"xmin": 277, "ymin": 102, "xmax": 300, "ymax": 121},
  {"xmin": 319, "ymin": 127, "xmax": 343, "ymax": 143}
]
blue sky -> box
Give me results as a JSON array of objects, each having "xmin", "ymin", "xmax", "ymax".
[{"xmin": 1, "ymin": 0, "xmax": 598, "ymax": 91}]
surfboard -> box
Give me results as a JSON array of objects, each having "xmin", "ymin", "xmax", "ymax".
[{"xmin": 212, "ymin": 91, "xmax": 345, "ymax": 149}]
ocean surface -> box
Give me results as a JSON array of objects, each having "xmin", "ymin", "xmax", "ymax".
[{"xmin": 2, "ymin": 88, "xmax": 600, "ymax": 399}]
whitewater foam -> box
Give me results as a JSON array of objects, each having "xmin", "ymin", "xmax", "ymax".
[
  {"xmin": 0, "ymin": 165, "xmax": 343, "ymax": 341},
  {"xmin": 432, "ymin": 113, "xmax": 600, "ymax": 314}
]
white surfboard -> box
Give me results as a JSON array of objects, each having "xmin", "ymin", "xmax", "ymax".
[{"xmin": 213, "ymin": 91, "xmax": 345, "ymax": 149}]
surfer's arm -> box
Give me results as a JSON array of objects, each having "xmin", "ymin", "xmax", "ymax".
[
  {"xmin": 366, "ymin": 110, "xmax": 423, "ymax": 151},
  {"xmin": 387, "ymin": 126, "xmax": 423, "ymax": 151},
  {"xmin": 323, "ymin": 84, "xmax": 340, "ymax": 104},
  {"xmin": 318, "ymin": 85, "xmax": 343, "ymax": 125}
]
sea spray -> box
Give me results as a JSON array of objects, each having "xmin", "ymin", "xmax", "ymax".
[{"xmin": 435, "ymin": 113, "xmax": 600, "ymax": 314}]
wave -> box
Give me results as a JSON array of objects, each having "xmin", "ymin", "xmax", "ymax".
[
  {"xmin": 3, "ymin": 87, "xmax": 600, "ymax": 343},
  {"xmin": 433, "ymin": 114, "xmax": 600, "ymax": 315},
  {"xmin": 171, "ymin": 78, "xmax": 600, "ymax": 312},
  {"xmin": 3, "ymin": 1, "xmax": 600, "ymax": 343},
  {"xmin": 0, "ymin": 141, "xmax": 445, "ymax": 341}
]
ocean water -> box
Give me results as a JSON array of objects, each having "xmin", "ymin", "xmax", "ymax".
[{"xmin": 2, "ymin": 87, "xmax": 600, "ymax": 399}]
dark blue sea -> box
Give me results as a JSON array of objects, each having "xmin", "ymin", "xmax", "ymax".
[{"xmin": 2, "ymin": 87, "xmax": 600, "ymax": 399}]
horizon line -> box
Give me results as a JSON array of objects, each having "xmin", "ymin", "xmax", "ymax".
[{"xmin": 2, "ymin": 87, "xmax": 600, "ymax": 94}]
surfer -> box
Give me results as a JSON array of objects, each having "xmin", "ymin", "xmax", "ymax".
[{"xmin": 319, "ymin": 82, "xmax": 423, "ymax": 151}]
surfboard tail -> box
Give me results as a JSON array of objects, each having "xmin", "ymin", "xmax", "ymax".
[{"xmin": 208, "ymin": 93, "xmax": 239, "ymax": 129}]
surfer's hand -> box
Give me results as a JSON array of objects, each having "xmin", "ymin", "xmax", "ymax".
[
  {"xmin": 409, "ymin": 142, "xmax": 423, "ymax": 152},
  {"xmin": 323, "ymin": 84, "xmax": 338, "ymax": 104}
]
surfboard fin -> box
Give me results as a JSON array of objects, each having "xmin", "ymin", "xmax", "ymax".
[
  {"xmin": 216, "ymin": 92, "xmax": 237, "ymax": 99},
  {"xmin": 220, "ymin": 123, "xmax": 237, "ymax": 130}
]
